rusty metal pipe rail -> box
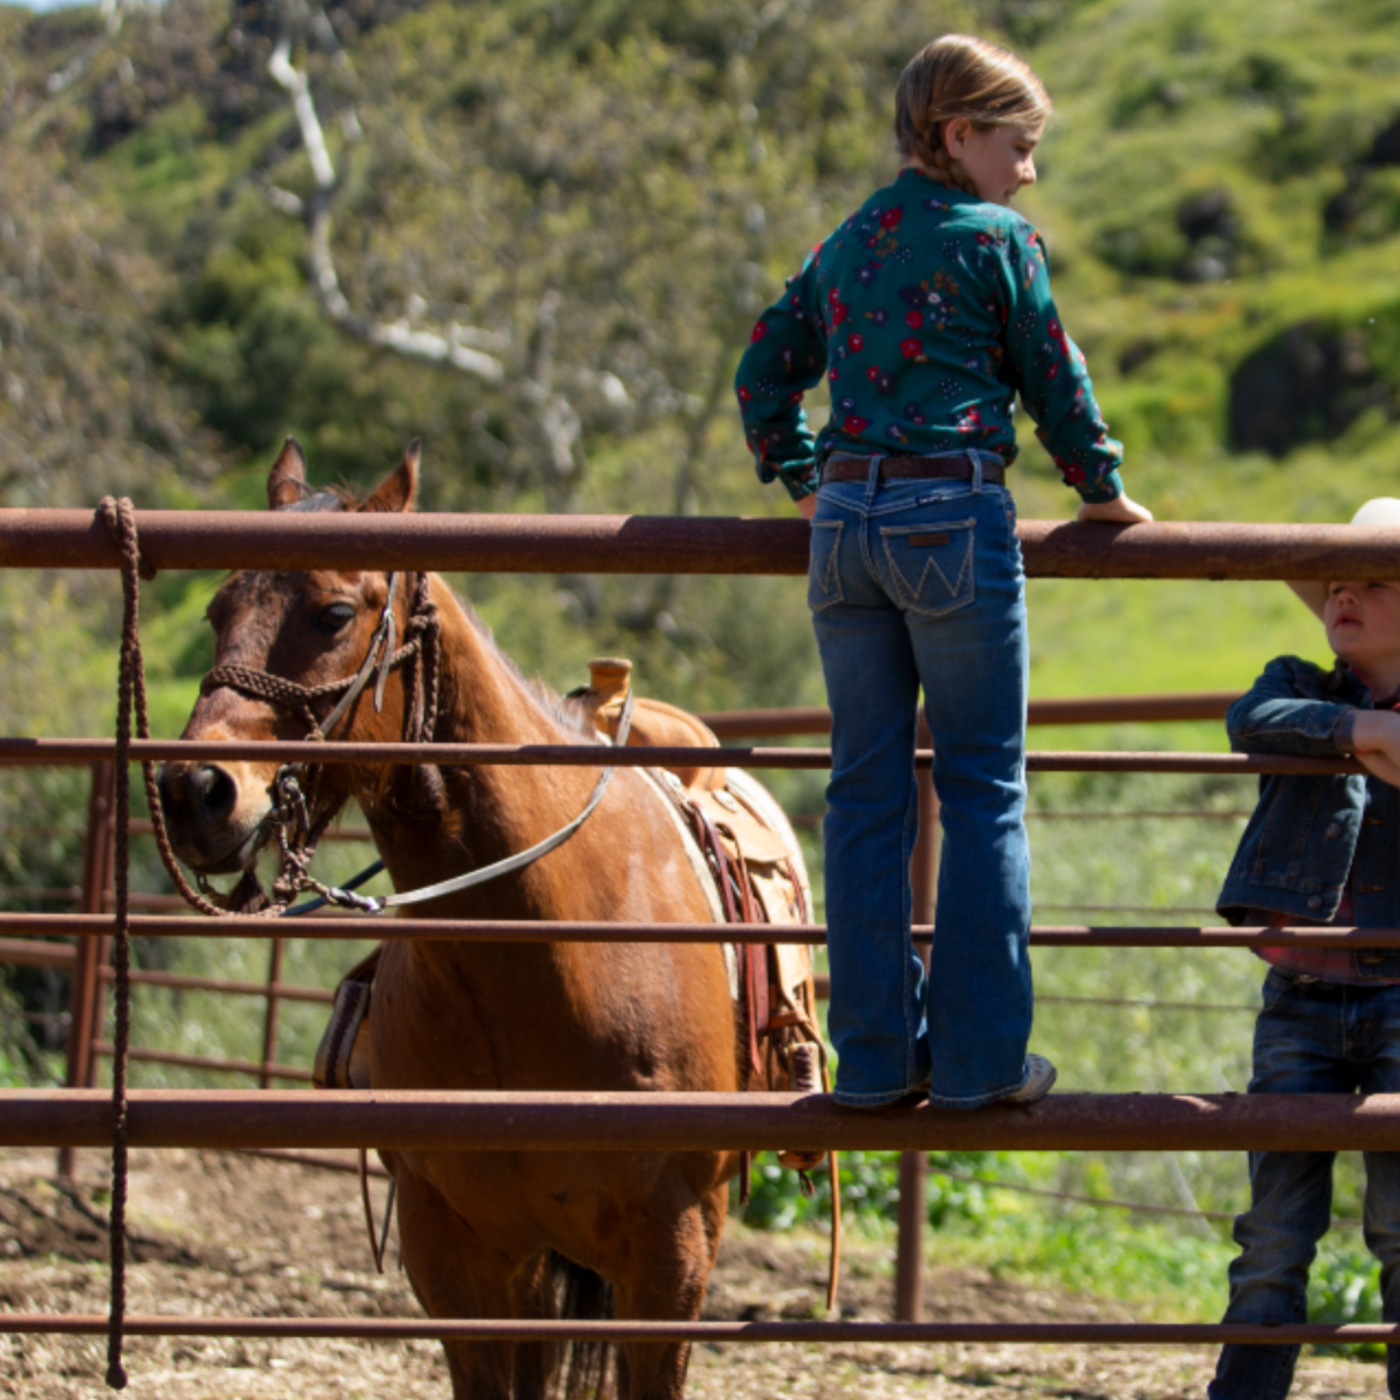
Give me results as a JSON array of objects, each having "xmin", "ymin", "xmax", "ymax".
[
  {"xmin": 2, "ymin": 509, "xmax": 1399, "ymax": 579},
  {"xmin": 0, "ymin": 737, "xmax": 1365, "ymax": 776},
  {"xmin": 700, "ymin": 691, "xmax": 1244, "ymax": 737},
  {"xmin": 95, "ymin": 967, "xmax": 334, "ymax": 1003},
  {"xmin": 1, "ymin": 889, "xmax": 230, "ymax": 913},
  {"xmin": 0, "ymin": 935, "xmax": 79, "ymax": 969},
  {"xmin": 89, "ymin": 1042, "xmax": 313, "ymax": 1082},
  {"xmin": 0, "ymin": 912, "xmax": 1392, "ymax": 948},
  {"xmin": 4, "ymin": 1088, "xmax": 1399, "ymax": 1153},
  {"xmin": 128, "ymin": 817, "xmax": 375, "ymax": 844},
  {"xmin": 0, "ymin": 889, "xmax": 224, "ymax": 913},
  {"xmin": 2, "ymin": 1315, "xmax": 1398, "ymax": 1346},
  {"xmin": 0, "ymin": 938, "xmax": 332, "ymax": 1001}
]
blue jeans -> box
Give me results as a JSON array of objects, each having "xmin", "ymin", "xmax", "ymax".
[
  {"xmin": 808, "ymin": 455, "xmax": 1034, "ymax": 1108},
  {"xmin": 1211, "ymin": 969, "xmax": 1400, "ymax": 1400}
]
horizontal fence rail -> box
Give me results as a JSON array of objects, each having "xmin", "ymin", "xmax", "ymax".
[
  {"xmin": 5, "ymin": 1089, "xmax": 1400, "ymax": 1153},
  {"xmin": 2, "ymin": 1316, "xmax": 1398, "ymax": 1346},
  {"xmin": 700, "ymin": 691, "xmax": 1243, "ymax": 736},
  {"xmin": 0, "ymin": 936, "xmax": 81, "ymax": 968},
  {"xmin": 0, "ymin": 737, "xmax": 1366, "ymax": 775},
  {"xmin": 1, "ymin": 914, "xmax": 1396, "ymax": 947},
  {"xmin": 0, "ymin": 938, "xmax": 332, "ymax": 1002},
  {"xmin": 0, "ymin": 518, "xmax": 1388, "ymax": 1361},
  {"xmin": 3, "ymin": 509, "xmax": 1400, "ymax": 578},
  {"xmin": 88, "ymin": 1042, "xmax": 313, "ymax": 1082}
]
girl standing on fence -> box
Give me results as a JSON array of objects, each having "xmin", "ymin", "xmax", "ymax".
[{"xmin": 735, "ymin": 34, "xmax": 1152, "ymax": 1109}]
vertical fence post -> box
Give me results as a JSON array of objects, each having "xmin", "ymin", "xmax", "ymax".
[
  {"xmin": 89, "ymin": 762, "xmax": 119, "ymax": 1092},
  {"xmin": 894, "ymin": 713, "xmax": 939, "ymax": 1322},
  {"xmin": 58, "ymin": 760, "xmax": 114, "ymax": 1181},
  {"xmin": 260, "ymin": 937, "xmax": 286, "ymax": 1089}
]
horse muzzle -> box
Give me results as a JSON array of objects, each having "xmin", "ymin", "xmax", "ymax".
[{"xmin": 156, "ymin": 759, "xmax": 276, "ymax": 874}]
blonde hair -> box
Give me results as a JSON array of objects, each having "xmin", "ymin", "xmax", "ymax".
[{"xmin": 894, "ymin": 35, "xmax": 1052, "ymax": 196}]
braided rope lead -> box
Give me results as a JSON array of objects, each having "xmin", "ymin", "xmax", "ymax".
[{"xmin": 98, "ymin": 497, "xmax": 142, "ymax": 1390}]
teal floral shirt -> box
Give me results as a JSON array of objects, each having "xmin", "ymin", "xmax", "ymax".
[{"xmin": 735, "ymin": 168, "xmax": 1125, "ymax": 504}]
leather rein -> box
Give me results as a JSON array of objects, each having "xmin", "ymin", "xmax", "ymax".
[{"xmin": 187, "ymin": 569, "xmax": 632, "ymax": 917}]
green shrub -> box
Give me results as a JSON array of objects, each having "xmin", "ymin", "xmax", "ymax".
[{"xmin": 739, "ymin": 1151, "xmax": 1003, "ymax": 1233}]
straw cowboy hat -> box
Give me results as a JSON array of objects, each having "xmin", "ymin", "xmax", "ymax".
[{"xmin": 1288, "ymin": 497, "xmax": 1400, "ymax": 621}]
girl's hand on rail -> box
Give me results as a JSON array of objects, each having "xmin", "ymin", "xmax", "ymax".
[
  {"xmin": 797, "ymin": 494, "xmax": 818, "ymax": 520},
  {"xmin": 1077, "ymin": 493, "xmax": 1154, "ymax": 525},
  {"xmin": 1347, "ymin": 711, "xmax": 1400, "ymax": 789}
]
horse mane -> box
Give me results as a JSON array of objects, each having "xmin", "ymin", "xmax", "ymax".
[{"xmin": 454, "ymin": 598, "xmax": 602, "ymax": 744}]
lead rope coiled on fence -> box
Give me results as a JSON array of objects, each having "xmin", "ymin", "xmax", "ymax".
[
  {"xmin": 98, "ymin": 496, "xmax": 152, "ymax": 1390},
  {"xmin": 97, "ymin": 494, "xmax": 333, "ymax": 1383},
  {"xmin": 98, "ymin": 497, "xmax": 241, "ymax": 1387}
]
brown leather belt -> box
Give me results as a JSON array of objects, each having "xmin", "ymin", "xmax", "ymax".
[{"xmin": 821, "ymin": 452, "xmax": 1006, "ymax": 486}]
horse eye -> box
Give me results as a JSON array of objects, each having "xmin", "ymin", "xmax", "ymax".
[{"xmin": 314, "ymin": 602, "xmax": 357, "ymax": 635}]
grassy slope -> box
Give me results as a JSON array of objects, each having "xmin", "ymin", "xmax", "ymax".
[
  {"xmin": 1006, "ymin": 0, "xmax": 1400, "ymax": 704},
  {"xmin": 6, "ymin": 0, "xmax": 1400, "ymax": 1332}
]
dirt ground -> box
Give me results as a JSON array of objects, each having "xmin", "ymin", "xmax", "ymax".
[{"xmin": 0, "ymin": 1146, "xmax": 1387, "ymax": 1400}]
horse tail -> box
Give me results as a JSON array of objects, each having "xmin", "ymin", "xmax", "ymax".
[{"xmin": 545, "ymin": 1250, "xmax": 614, "ymax": 1400}]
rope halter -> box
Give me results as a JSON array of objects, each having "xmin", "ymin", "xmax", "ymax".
[
  {"xmin": 200, "ymin": 571, "xmax": 419, "ymax": 741},
  {"xmin": 191, "ymin": 570, "xmax": 442, "ymax": 911}
]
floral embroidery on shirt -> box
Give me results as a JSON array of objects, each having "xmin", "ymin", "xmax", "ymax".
[{"xmin": 736, "ymin": 169, "xmax": 1124, "ymax": 503}]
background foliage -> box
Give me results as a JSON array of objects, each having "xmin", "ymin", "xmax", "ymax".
[{"xmin": 3, "ymin": 0, "xmax": 1400, "ymax": 1343}]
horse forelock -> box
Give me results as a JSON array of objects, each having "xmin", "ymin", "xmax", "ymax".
[{"xmin": 281, "ymin": 489, "xmax": 350, "ymax": 513}]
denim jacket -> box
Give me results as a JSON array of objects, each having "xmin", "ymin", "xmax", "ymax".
[{"xmin": 1218, "ymin": 654, "xmax": 1400, "ymax": 977}]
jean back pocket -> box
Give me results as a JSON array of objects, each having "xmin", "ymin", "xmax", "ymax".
[
  {"xmin": 880, "ymin": 519, "xmax": 975, "ymax": 616},
  {"xmin": 807, "ymin": 519, "xmax": 845, "ymax": 613}
]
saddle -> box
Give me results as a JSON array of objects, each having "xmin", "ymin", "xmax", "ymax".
[{"xmin": 570, "ymin": 658, "xmax": 826, "ymax": 1122}]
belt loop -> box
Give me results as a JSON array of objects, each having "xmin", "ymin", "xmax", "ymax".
[
  {"xmin": 866, "ymin": 454, "xmax": 883, "ymax": 505},
  {"xmin": 966, "ymin": 449, "xmax": 983, "ymax": 495}
]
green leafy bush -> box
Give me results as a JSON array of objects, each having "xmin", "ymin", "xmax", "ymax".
[{"xmin": 740, "ymin": 1151, "xmax": 1002, "ymax": 1233}]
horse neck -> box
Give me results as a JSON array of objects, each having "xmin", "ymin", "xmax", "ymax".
[
  {"xmin": 428, "ymin": 577, "xmax": 570, "ymax": 751},
  {"xmin": 358, "ymin": 578, "xmax": 726, "ymax": 1037},
  {"xmin": 359, "ymin": 576, "xmax": 596, "ymax": 921}
]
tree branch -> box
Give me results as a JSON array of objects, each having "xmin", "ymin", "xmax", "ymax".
[
  {"xmin": 266, "ymin": 22, "xmax": 507, "ymax": 386},
  {"xmin": 264, "ymin": 9, "xmax": 606, "ymax": 511},
  {"xmin": 268, "ymin": 36, "xmax": 336, "ymax": 193},
  {"xmin": 44, "ymin": 0, "xmax": 124, "ymax": 97}
]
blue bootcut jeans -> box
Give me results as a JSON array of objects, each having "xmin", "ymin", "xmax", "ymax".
[
  {"xmin": 808, "ymin": 453, "xmax": 1034, "ymax": 1109},
  {"xmin": 1210, "ymin": 969, "xmax": 1400, "ymax": 1400}
]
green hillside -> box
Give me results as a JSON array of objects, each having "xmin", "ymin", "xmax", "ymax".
[
  {"xmin": 4, "ymin": 0, "xmax": 1399, "ymax": 722},
  {"xmin": 1, "ymin": 0, "xmax": 1397, "ymax": 928},
  {"xmin": 5, "ymin": 0, "xmax": 1400, "ymax": 1328}
]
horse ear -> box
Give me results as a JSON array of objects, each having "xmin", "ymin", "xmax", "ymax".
[
  {"xmin": 360, "ymin": 439, "xmax": 420, "ymax": 515},
  {"xmin": 268, "ymin": 437, "xmax": 308, "ymax": 511}
]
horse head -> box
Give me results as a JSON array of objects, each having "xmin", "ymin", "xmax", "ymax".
[{"xmin": 157, "ymin": 437, "xmax": 425, "ymax": 876}]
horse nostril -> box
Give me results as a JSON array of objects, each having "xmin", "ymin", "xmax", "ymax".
[{"xmin": 187, "ymin": 765, "xmax": 237, "ymax": 822}]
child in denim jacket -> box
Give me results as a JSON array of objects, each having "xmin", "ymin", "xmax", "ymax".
[{"xmin": 1211, "ymin": 498, "xmax": 1400, "ymax": 1400}]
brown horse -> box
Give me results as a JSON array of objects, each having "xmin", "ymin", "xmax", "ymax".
[{"xmin": 158, "ymin": 441, "xmax": 766, "ymax": 1400}]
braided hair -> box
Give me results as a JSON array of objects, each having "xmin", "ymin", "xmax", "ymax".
[{"xmin": 894, "ymin": 35, "xmax": 1051, "ymax": 197}]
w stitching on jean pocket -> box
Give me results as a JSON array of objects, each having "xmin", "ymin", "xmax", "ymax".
[
  {"xmin": 880, "ymin": 519, "xmax": 975, "ymax": 616},
  {"xmin": 807, "ymin": 519, "xmax": 844, "ymax": 612}
]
